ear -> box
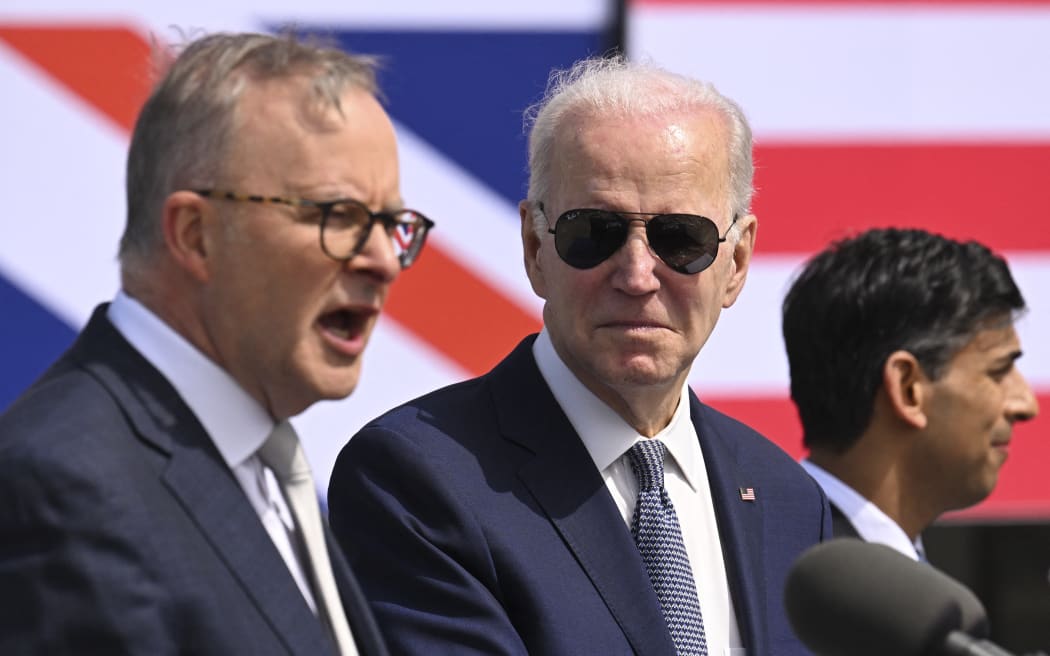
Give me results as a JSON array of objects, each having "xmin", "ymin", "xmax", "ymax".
[
  {"xmin": 882, "ymin": 350, "xmax": 929, "ymax": 429},
  {"xmin": 520, "ymin": 200, "xmax": 548, "ymax": 299},
  {"xmin": 721, "ymin": 213, "xmax": 756, "ymax": 308},
  {"xmin": 161, "ymin": 190, "xmax": 212, "ymax": 283}
]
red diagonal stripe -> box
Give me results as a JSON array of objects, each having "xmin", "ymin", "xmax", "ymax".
[
  {"xmin": 386, "ymin": 246, "xmax": 542, "ymax": 377},
  {"xmin": 0, "ymin": 25, "xmax": 153, "ymax": 133},
  {"xmin": 705, "ymin": 392, "xmax": 1050, "ymax": 519},
  {"xmin": 752, "ymin": 143, "xmax": 1050, "ymax": 254}
]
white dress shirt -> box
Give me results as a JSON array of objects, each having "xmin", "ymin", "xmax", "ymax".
[
  {"xmin": 533, "ymin": 329, "xmax": 744, "ymax": 655},
  {"xmin": 107, "ymin": 291, "xmax": 318, "ymax": 611},
  {"xmin": 800, "ymin": 459, "xmax": 926, "ymax": 561}
]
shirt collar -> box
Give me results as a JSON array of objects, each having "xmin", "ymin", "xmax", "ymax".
[
  {"xmin": 107, "ymin": 291, "xmax": 274, "ymax": 468},
  {"xmin": 800, "ymin": 458, "xmax": 925, "ymax": 560},
  {"xmin": 532, "ymin": 328, "xmax": 703, "ymax": 491}
]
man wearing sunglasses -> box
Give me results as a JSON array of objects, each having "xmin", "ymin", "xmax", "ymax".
[
  {"xmin": 329, "ymin": 56, "xmax": 830, "ymax": 655},
  {"xmin": 784, "ymin": 228, "xmax": 1038, "ymax": 559},
  {"xmin": 0, "ymin": 32, "xmax": 435, "ymax": 655}
]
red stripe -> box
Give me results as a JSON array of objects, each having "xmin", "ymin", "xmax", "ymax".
[
  {"xmin": 704, "ymin": 392, "xmax": 1050, "ymax": 519},
  {"xmin": 0, "ymin": 26, "xmax": 153, "ymax": 133},
  {"xmin": 385, "ymin": 245, "xmax": 542, "ymax": 377},
  {"xmin": 751, "ymin": 143, "xmax": 1050, "ymax": 253}
]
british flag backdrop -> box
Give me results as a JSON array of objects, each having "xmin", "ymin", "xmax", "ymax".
[{"xmin": 1, "ymin": 0, "xmax": 1046, "ymax": 518}]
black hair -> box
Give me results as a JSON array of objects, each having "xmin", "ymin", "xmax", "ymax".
[{"xmin": 782, "ymin": 228, "xmax": 1024, "ymax": 452}]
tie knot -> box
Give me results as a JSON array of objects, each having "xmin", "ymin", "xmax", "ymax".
[
  {"xmin": 627, "ymin": 439, "xmax": 667, "ymax": 492},
  {"xmin": 258, "ymin": 420, "xmax": 309, "ymax": 482}
]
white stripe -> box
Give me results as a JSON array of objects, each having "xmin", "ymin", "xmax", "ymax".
[
  {"xmin": 397, "ymin": 124, "xmax": 545, "ymax": 318},
  {"xmin": 628, "ymin": 5, "xmax": 1050, "ymax": 139},
  {"xmin": 0, "ymin": 45, "xmax": 125, "ymax": 328}
]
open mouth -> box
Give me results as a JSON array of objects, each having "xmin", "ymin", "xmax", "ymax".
[{"xmin": 319, "ymin": 308, "xmax": 368, "ymax": 342}]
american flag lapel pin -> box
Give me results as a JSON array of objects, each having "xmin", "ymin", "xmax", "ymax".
[{"xmin": 738, "ymin": 487, "xmax": 756, "ymax": 502}]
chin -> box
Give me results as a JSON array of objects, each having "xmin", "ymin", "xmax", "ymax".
[
  {"xmin": 325, "ymin": 377, "xmax": 361, "ymax": 401},
  {"xmin": 305, "ymin": 367, "xmax": 361, "ymax": 403},
  {"xmin": 606, "ymin": 365, "xmax": 677, "ymax": 389}
]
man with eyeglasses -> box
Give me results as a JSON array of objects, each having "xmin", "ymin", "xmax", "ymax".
[
  {"xmin": 328, "ymin": 56, "xmax": 830, "ymax": 655},
  {"xmin": 0, "ymin": 32, "xmax": 433, "ymax": 655},
  {"xmin": 784, "ymin": 228, "xmax": 1038, "ymax": 559}
]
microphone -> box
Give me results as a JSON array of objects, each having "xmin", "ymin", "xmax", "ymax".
[{"xmin": 784, "ymin": 538, "xmax": 1017, "ymax": 656}]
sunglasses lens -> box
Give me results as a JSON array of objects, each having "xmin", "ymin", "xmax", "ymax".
[
  {"xmin": 648, "ymin": 214, "xmax": 721, "ymax": 274},
  {"xmin": 552, "ymin": 208, "xmax": 722, "ymax": 274},
  {"xmin": 554, "ymin": 210, "xmax": 628, "ymax": 269}
]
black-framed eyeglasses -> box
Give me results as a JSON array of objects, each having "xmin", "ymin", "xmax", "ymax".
[
  {"xmin": 539, "ymin": 203, "xmax": 736, "ymax": 275},
  {"xmin": 195, "ymin": 190, "xmax": 435, "ymax": 269}
]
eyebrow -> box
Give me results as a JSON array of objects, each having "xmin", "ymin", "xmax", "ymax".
[{"xmin": 991, "ymin": 350, "xmax": 1023, "ymax": 368}]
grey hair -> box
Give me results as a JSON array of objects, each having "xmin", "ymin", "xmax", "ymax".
[
  {"xmin": 523, "ymin": 55, "xmax": 753, "ymax": 236},
  {"xmin": 119, "ymin": 31, "xmax": 379, "ymax": 276}
]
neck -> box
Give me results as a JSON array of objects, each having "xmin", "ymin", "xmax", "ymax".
[
  {"xmin": 595, "ymin": 380, "xmax": 685, "ymax": 437},
  {"xmin": 809, "ymin": 438, "xmax": 937, "ymax": 541}
]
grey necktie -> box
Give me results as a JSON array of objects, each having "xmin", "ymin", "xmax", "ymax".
[
  {"xmin": 260, "ymin": 421, "xmax": 359, "ymax": 656},
  {"xmin": 628, "ymin": 439, "xmax": 709, "ymax": 656}
]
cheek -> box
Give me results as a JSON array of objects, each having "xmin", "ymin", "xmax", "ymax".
[
  {"xmin": 675, "ymin": 280, "xmax": 718, "ymax": 324},
  {"xmin": 529, "ymin": 246, "xmax": 555, "ymax": 300},
  {"xmin": 955, "ymin": 383, "xmax": 1003, "ymax": 429}
]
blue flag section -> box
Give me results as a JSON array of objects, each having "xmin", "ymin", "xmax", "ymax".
[
  {"xmin": 321, "ymin": 30, "xmax": 611, "ymax": 205},
  {"xmin": 0, "ymin": 275, "xmax": 77, "ymax": 410}
]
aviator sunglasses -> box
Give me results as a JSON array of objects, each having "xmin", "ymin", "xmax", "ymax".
[{"xmin": 540, "ymin": 203, "xmax": 737, "ymax": 274}]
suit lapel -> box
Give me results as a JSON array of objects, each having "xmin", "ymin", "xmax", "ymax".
[
  {"xmin": 491, "ymin": 338, "xmax": 676, "ymax": 656},
  {"xmin": 690, "ymin": 396, "xmax": 768, "ymax": 655},
  {"xmin": 830, "ymin": 502, "xmax": 862, "ymax": 539},
  {"xmin": 73, "ymin": 308, "xmax": 335, "ymax": 655},
  {"xmin": 161, "ymin": 443, "xmax": 334, "ymax": 654}
]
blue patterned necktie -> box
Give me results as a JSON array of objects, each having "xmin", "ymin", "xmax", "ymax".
[{"xmin": 628, "ymin": 439, "xmax": 709, "ymax": 656}]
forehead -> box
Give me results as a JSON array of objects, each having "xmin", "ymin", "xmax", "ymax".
[
  {"xmin": 548, "ymin": 107, "xmax": 730, "ymax": 211},
  {"xmin": 224, "ymin": 76, "xmax": 396, "ymax": 186}
]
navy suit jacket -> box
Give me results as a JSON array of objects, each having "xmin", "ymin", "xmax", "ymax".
[
  {"xmin": 329, "ymin": 335, "xmax": 831, "ymax": 655},
  {"xmin": 0, "ymin": 306, "xmax": 387, "ymax": 656}
]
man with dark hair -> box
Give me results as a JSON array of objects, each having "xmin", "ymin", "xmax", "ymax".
[
  {"xmin": 0, "ymin": 31, "xmax": 434, "ymax": 654},
  {"xmin": 783, "ymin": 227, "xmax": 1038, "ymax": 559}
]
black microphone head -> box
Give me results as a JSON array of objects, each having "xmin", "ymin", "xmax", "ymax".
[{"xmin": 784, "ymin": 538, "xmax": 988, "ymax": 656}]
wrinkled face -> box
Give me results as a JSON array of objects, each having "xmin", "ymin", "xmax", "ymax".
[
  {"xmin": 522, "ymin": 108, "xmax": 755, "ymax": 412},
  {"xmin": 199, "ymin": 78, "xmax": 402, "ymax": 418},
  {"xmin": 917, "ymin": 323, "xmax": 1039, "ymax": 510}
]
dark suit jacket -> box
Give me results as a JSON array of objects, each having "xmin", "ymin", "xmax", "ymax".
[
  {"xmin": 329, "ymin": 335, "xmax": 831, "ymax": 655},
  {"xmin": 0, "ymin": 306, "xmax": 387, "ymax": 656},
  {"xmin": 829, "ymin": 502, "xmax": 862, "ymax": 539}
]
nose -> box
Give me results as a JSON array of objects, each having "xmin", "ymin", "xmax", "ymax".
[
  {"xmin": 610, "ymin": 221, "xmax": 661, "ymax": 295},
  {"xmin": 349, "ymin": 221, "xmax": 401, "ymax": 283},
  {"xmin": 1005, "ymin": 368, "xmax": 1040, "ymax": 423}
]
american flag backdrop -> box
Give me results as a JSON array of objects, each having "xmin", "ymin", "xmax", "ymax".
[{"xmin": 1, "ymin": 0, "xmax": 1046, "ymax": 518}]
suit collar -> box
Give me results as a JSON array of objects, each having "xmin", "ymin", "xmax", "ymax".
[
  {"xmin": 532, "ymin": 328, "xmax": 703, "ymax": 491},
  {"xmin": 830, "ymin": 503, "xmax": 862, "ymax": 539},
  {"xmin": 108, "ymin": 292, "xmax": 272, "ymax": 468},
  {"xmin": 72, "ymin": 306, "xmax": 341, "ymax": 655},
  {"xmin": 490, "ymin": 337, "xmax": 677, "ymax": 655}
]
